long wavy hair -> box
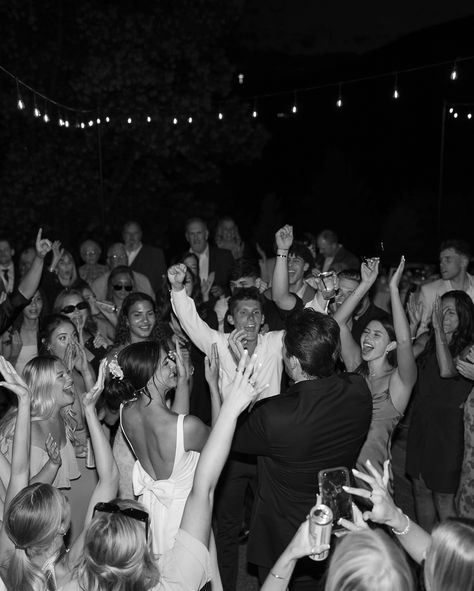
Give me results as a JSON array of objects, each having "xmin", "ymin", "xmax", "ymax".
[
  {"xmin": 106, "ymin": 266, "xmax": 135, "ymax": 302},
  {"xmin": 0, "ymin": 356, "xmax": 77, "ymax": 454},
  {"xmin": 5, "ymin": 483, "xmax": 66, "ymax": 591},
  {"xmin": 53, "ymin": 288, "xmax": 98, "ymax": 336},
  {"xmin": 113, "ymin": 292, "xmax": 163, "ymax": 347},
  {"xmin": 356, "ymin": 317, "xmax": 397, "ymax": 377},
  {"xmin": 74, "ymin": 498, "xmax": 159, "ymax": 591},
  {"xmin": 418, "ymin": 290, "xmax": 474, "ymax": 368},
  {"xmin": 56, "ymin": 250, "xmax": 78, "ymax": 287}
]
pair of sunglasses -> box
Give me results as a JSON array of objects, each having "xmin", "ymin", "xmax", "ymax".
[
  {"xmin": 113, "ymin": 284, "xmax": 133, "ymax": 292},
  {"xmin": 93, "ymin": 502, "xmax": 149, "ymax": 540},
  {"xmin": 61, "ymin": 301, "xmax": 89, "ymax": 314}
]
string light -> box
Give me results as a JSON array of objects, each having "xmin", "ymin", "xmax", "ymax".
[
  {"xmin": 449, "ymin": 107, "xmax": 454, "ymax": 113},
  {"xmin": 291, "ymin": 91, "xmax": 298, "ymax": 114},
  {"xmin": 88, "ymin": 120, "xmax": 94, "ymax": 127},
  {"xmin": 252, "ymin": 99, "xmax": 258, "ymax": 118},
  {"xmin": 105, "ymin": 116, "xmax": 110, "ymax": 123},
  {"xmin": 188, "ymin": 116, "xmax": 193, "ymax": 124},
  {"xmin": 454, "ymin": 112, "xmax": 458, "ymax": 118},
  {"xmin": 468, "ymin": 113, "xmax": 472, "ymax": 119},
  {"xmin": 173, "ymin": 117, "xmax": 178, "ymax": 125},
  {"xmin": 16, "ymin": 79, "xmax": 25, "ymax": 110},
  {"xmin": 238, "ymin": 73, "xmax": 244, "ymax": 85},
  {"xmin": 146, "ymin": 115, "xmax": 151, "ymax": 123},
  {"xmin": 64, "ymin": 120, "xmax": 70, "ymax": 128},
  {"xmin": 96, "ymin": 118, "xmax": 101, "ymax": 124},
  {"xmin": 450, "ymin": 61, "xmax": 458, "ymax": 80},
  {"xmin": 218, "ymin": 112, "xmax": 223, "ymax": 120},
  {"xmin": 80, "ymin": 122, "xmax": 85, "ymax": 128},
  {"xmin": 33, "ymin": 95, "xmax": 41, "ymax": 118},
  {"xmin": 336, "ymin": 83, "xmax": 343, "ymax": 108},
  {"xmin": 392, "ymin": 73, "xmax": 399, "ymax": 99},
  {"xmin": 127, "ymin": 117, "xmax": 132, "ymax": 124}
]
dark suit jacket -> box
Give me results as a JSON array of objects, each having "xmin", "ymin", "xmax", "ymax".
[
  {"xmin": 316, "ymin": 245, "xmax": 359, "ymax": 273},
  {"xmin": 208, "ymin": 245, "xmax": 234, "ymax": 291},
  {"xmin": 130, "ymin": 245, "xmax": 166, "ymax": 296},
  {"xmin": 233, "ymin": 373, "xmax": 372, "ymax": 569}
]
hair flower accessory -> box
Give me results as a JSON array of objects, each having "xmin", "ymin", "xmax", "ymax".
[{"xmin": 108, "ymin": 356, "xmax": 124, "ymax": 381}]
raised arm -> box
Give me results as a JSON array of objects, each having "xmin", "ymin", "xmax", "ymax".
[
  {"xmin": 18, "ymin": 229, "xmax": 52, "ymax": 300},
  {"xmin": 271, "ymin": 225, "xmax": 297, "ymax": 311},
  {"xmin": 432, "ymin": 296, "xmax": 458, "ymax": 378},
  {"xmin": 180, "ymin": 352, "xmax": 263, "ymax": 546},
  {"xmin": 170, "ymin": 341, "xmax": 191, "ymax": 414},
  {"xmin": 169, "ymin": 264, "xmax": 221, "ymax": 356},
  {"xmin": 388, "ymin": 257, "xmax": 417, "ymax": 413},
  {"xmin": 69, "ymin": 360, "xmax": 119, "ymax": 560},
  {"xmin": 205, "ymin": 343, "xmax": 223, "ymax": 426},
  {"xmin": 333, "ymin": 259, "xmax": 379, "ymax": 327}
]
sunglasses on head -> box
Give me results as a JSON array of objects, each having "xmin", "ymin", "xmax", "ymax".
[
  {"xmin": 61, "ymin": 301, "xmax": 89, "ymax": 314},
  {"xmin": 93, "ymin": 502, "xmax": 149, "ymax": 540},
  {"xmin": 113, "ymin": 284, "xmax": 133, "ymax": 292}
]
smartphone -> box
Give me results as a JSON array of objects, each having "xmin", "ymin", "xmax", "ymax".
[{"xmin": 318, "ymin": 466, "xmax": 353, "ymax": 530}]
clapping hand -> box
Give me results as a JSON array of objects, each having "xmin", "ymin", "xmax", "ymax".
[
  {"xmin": 205, "ymin": 343, "xmax": 220, "ymax": 391},
  {"xmin": 0, "ymin": 356, "xmax": 30, "ymax": 402},
  {"xmin": 225, "ymin": 351, "xmax": 267, "ymax": 412},
  {"xmin": 82, "ymin": 358, "xmax": 107, "ymax": 409},
  {"xmin": 389, "ymin": 256, "xmax": 405, "ymax": 291},
  {"xmin": 360, "ymin": 258, "xmax": 380, "ymax": 287},
  {"xmin": 228, "ymin": 329, "xmax": 248, "ymax": 367},
  {"xmin": 407, "ymin": 293, "xmax": 423, "ymax": 330},
  {"xmin": 431, "ymin": 295, "xmax": 444, "ymax": 333}
]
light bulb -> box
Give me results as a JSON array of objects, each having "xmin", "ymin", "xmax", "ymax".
[
  {"xmin": 468, "ymin": 113, "xmax": 472, "ymax": 119},
  {"xmin": 454, "ymin": 112, "xmax": 458, "ymax": 118},
  {"xmin": 97, "ymin": 118, "xmax": 101, "ymax": 125},
  {"xmin": 336, "ymin": 98, "xmax": 342, "ymax": 108},
  {"xmin": 450, "ymin": 66, "xmax": 457, "ymax": 81},
  {"xmin": 59, "ymin": 118, "xmax": 64, "ymax": 127},
  {"xmin": 252, "ymin": 110, "xmax": 257, "ymax": 118},
  {"xmin": 88, "ymin": 120, "xmax": 94, "ymax": 127},
  {"xmin": 188, "ymin": 116, "xmax": 193, "ymax": 123},
  {"xmin": 173, "ymin": 117, "xmax": 178, "ymax": 125},
  {"xmin": 105, "ymin": 116, "xmax": 110, "ymax": 123},
  {"xmin": 292, "ymin": 104, "xmax": 297, "ymax": 114},
  {"xmin": 449, "ymin": 107, "xmax": 454, "ymax": 114},
  {"xmin": 146, "ymin": 116, "xmax": 151, "ymax": 123},
  {"xmin": 393, "ymin": 88, "xmax": 399, "ymax": 99},
  {"xmin": 34, "ymin": 107, "xmax": 41, "ymax": 118},
  {"xmin": 43, "ymin": 113, "xmax": 49, "ymax": 123},
  {"xmin": 238, "ymin": 73, "xmax": 244, "ymax": 84},
  {"xmin": 17, "ymin": 99, "xmax": 25, "ymax": 110},
  {"xmin": 127, "ymin": 117, "xmax": 132, "ymax": 124},
  {"xmin": 218, "ymin": 112, "xmax": 223, "ymax": 120},
  {"xmin": 65, "ymin": 120, "xmax": 70, "ymax": 128},
  {"xmin": 80, "ymin": 122, "xmax": 85, "ymax": 128}
]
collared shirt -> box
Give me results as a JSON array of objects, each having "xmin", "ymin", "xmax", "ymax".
[
  {"xmin": 126, "ymin": 244, "xmax": 143, "ymax": 266},
  {"xmin": 190, "ymin": 244, "xmax": 209, "ymax": 283},
  {"xmin": 0, "ymin": 263, "xmax": 14, "ymax": 293},
  {"xmin": 171, "ymin": 287, "xmax": 284, "ymax": 400}
]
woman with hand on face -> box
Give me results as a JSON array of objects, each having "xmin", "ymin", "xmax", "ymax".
[
  {"xmin": 406, "ymin": 291, "xmax": 474, "ymax": 531},
  {"xmin": 54, "ymin": 289, "xmax": 110, "ymax": 374},
  {"xmin": 333, "ymin": 257, "xmax": 417, "ymax": 489}
]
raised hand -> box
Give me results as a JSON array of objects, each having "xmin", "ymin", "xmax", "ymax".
[
  {"xmin": 50, "ymin": 240, "xmax": 65, "ymax": 271},
  {"xmin": 431, "ymin": 295, "xmax": 444, "ymax": 333},
  {"xmin": 389, "ymin": 256, "xmax": 405, "ymax": 290},
  {"xmin": 35, "ymin": 228, "xmax": 53, "ymax": 259},
  {"xmin": 174, "ymin": 340, "xmax": 193, "ymax": 381},
  {"xmin": 201, "ymin": 271, "xmax": 215, "ymax": 301},
  {"xmin": 275, "ymin": 225, "xmax": 293, "ymax": 251},
  {"xmin": 205, "ymin": 343, "xmax": 220, "ymax": 391},
  {"xmin": 360, "ymin": 258, "xmax": 380, "ymax": 287},
  {"xmin": 168, "ymin": 264, "xmax": 187, "ymax": 290},
  {"xmin": 225, "ymin": 351, "xmax": 267, "ymax": 412},
  {"xmin": 83, "ymin": 358, "xmax": 107, "ymax": 409},
  {"xmin": 286, "ymin": 519, "xmax": 330, "ymax": 560},
  {"xmin": 406, "ymin": 293, "xmax": 423, "ymax": 329},
  {"xmin": 0, "ymin": 356, "xmax": 30, "ymax": 402},
  {"xmin": 228, "ymin": 329, "xmax": 248, "ymax": 366},
  {"xmin": 45, "ymin": 433, "xmax": 62, "ymax": 466}
]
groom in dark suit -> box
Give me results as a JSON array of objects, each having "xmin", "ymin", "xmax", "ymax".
[
  {"xmin": 122, "ymin": 221, "xmax": 167, "ymax": 296},
  {"xmin": 232, "ymin": 309, "xmax": 372, "ymax": 590}
]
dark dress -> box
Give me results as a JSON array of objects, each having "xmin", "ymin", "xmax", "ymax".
[{"xmin": 406, "ymin": 353, "xmax": 472, "ymax": 493}]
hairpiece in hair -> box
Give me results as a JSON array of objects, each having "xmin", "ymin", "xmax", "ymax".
[{"xmin": 108, "ymin": 355, "xmax": 124, "ymax": 381}]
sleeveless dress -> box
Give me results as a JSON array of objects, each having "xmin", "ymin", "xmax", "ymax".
[
  {"xmin": 356, "ymin": 388, "xmax": 402, "ymax": 490},
  {"xmin": 457, "ymin": 386, "xmax": 474, "ymax": 517},
  {"xmin": 120, "ymin": 408, "xmax": 200, "ymax": 556}
]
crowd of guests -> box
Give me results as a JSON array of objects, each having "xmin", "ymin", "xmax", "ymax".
[{"xmin": 0, "ymin": 217, "xmax": 472, "ymax": 590}]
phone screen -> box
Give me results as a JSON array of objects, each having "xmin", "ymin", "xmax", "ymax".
[{"xmin": 318, "ymin": 467, "xmax": 353, "ymax": 530}]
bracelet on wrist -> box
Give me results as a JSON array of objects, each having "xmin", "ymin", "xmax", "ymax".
[
  {"xmin": 391, "ymin": 513, "xmax": 411, "ymax": 536},
  {"xmin": 276, "ymin": 254, "xmax": 288, "ymax": 259}
]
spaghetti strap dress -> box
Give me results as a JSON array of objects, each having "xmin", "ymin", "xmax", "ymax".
[{"xmin": 120, "ymin": 408, "xmax": 200, "ymax": 556}]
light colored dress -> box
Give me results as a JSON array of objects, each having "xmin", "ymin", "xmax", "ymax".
[
  {"xmin": 457, "ymin": 387, "xmax": 474, "ymax": 518},
  {"xmin": 15, "ymin": 344, "xmax": 37, "ymax": 377},
  {"xmin": 356, "ymin": 388, "xmax": 402, "ymax": 490},
  {"xmin": 120, "ymin": 409, "xmax": 200, "ymax": 556}
]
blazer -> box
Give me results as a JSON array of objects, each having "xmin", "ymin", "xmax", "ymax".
[
  {"xmin": 316, "ymin": 245, "xmax": 359, "ymax": 273},
  {"xmin": 208, "ymin": 245, "xmax": 234, "ymax": 291},
  {"xmin": 417, "ymin": 274, "xmax": 474, "ymax": 336},
  {"xmin": 130, "ymin": 245, "xmax": 167, "ymax": 296},
  {"xmin": 232, "ymin": 373, "xmax": 372, "ymax": 569}
]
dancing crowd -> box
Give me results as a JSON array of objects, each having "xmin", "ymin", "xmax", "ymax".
[{"xmin": 0, "ymin": 217, "xmax": 472, "ymax": 590}]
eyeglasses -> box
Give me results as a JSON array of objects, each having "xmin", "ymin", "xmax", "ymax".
[
  {"xmin": 61, "ymin": 301, "xmax": 89, "ymax": 314},
  {"xmin": 113, "ymin": 284, "xmax": 133, "ymax": 292},
  {"xmin": 93, "ymin": 502, "xmax": 149, "ymax": 540}
]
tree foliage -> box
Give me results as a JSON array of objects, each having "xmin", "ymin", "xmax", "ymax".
[{"xmin": 0, "ymin": 0, "xmax": 267, "ymax": 252}]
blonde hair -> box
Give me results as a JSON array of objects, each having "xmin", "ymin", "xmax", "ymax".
[
  {"xmin": 424, "ymin": 518, "xmax": 474, "ymax": 591},
  {"xmin": 325, "ymin": 529, "xmax": 415, "ymax": 591},
  {"xmin": 5, "ymin": 484, "xmax": 66, "ymax": 591},
  {"xmin": 0, "ymin": 356, "xmax": 76, "ymax": 454},
  {"xmin": 75, "ymin": 498, "xmax": 159, "ymax": 591}
]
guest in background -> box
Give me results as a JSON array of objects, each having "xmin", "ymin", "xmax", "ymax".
[
  {"xmin": 215, "ymin": 216, "xmax": 245, "ymax": 260},
  {"xmin": 91, "ymin": 242, "xmax": 154, "ymax": 301},
  {"xmin": 78, "ymin": 239, "xmax": 108, "ymax": 285},
  {"xmin": 17, "ymin": 246, "xmax": 36, "ymax": 279},
  {"xmin": 41, "ymin": 242, "xmax": 88, "ymax": 306},
  {"xmin": 122, "ymin": 220, "xmax": 166, "ymax": 296},
  {"xmin": 0, "ymin": 238, "xmax": 16, "ymax": 294},
  {"xmin": 316, "ymin": 229, "xmax": 359, "ymax": 273}
]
